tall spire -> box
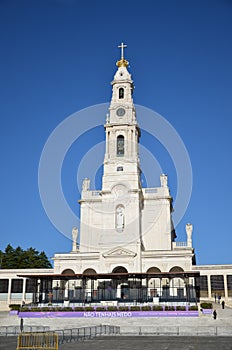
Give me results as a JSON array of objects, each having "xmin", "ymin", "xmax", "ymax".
[{"xmin": 116, "ymin": 42, "xmax": 129, "ymax": 68}]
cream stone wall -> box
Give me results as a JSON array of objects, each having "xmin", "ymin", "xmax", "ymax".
[{"xmin": 141, "ymin": 186, "xmax": 172, "ymax": 251}]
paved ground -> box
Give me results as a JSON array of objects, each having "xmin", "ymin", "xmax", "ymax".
[
  {"xmin": 0, "ymin": 337, "xmax": 17, "ymax": 350},
  {"xmin": 59, "ymin": 336, "xmax": 232, "ymax": 350},
  {"xmin": 0, "ymin": 302, "xmax": 231, "ymax": 349},
  {"xmin": 1, "ymin": 336, "xmax": 232, "ymax": 350}
]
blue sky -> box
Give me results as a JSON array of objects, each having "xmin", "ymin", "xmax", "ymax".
[{"xmin": 0, "ymin": 0, "xmax": 232, "ymax": 265}]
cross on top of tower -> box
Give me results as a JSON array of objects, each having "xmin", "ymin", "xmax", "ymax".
[
  {"xmin": 116, "ymin": 42, "xmax": 129, "ymax": 68},
  {"xmin": 118, "ymin": 42, "xmax": 127, "ymax": 59}
]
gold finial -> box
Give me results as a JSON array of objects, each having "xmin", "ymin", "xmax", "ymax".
[
  {"xmin": 116, "ymin": 59, "xmax": 129, "ymax": 67},
  {"xmin": 116, "ymin": 42, "xmax": 129, "ymax": 67}
]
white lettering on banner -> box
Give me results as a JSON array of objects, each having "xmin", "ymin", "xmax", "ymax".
[{"xmin": 83, "ymin": 311, "xmax": 132, "ymax": 318}]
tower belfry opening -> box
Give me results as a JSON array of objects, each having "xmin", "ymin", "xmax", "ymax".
[
  {"xmin": 117, "ymin": 135, "xmax": 124, "ymax": 156},
  {"xmin": 119, "ymin": 87, "xmax": 124, "ymax": 99}
]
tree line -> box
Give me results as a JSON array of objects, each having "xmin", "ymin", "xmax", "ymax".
[{"xmin": 0, "ymin": 244, "xmax": 52, "ymax": 269}]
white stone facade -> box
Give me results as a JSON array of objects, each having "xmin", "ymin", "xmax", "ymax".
[{"xmin": 53, "ymin": 52, "xmax": 195, "ymax": 275}]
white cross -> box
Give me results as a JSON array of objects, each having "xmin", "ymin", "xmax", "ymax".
[{"xmin": 118, "ymin": 42, "xmax": 127, "ymax": 59}]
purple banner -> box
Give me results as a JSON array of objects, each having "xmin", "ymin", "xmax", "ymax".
[
  {"xmin": 9, "ymin": 310, "xmax": 18, "ymax": 316},
  {"xmin": 201, "ymin": 309, "xmax": 212, "ymax": 315},
  {"xmin": 19, "ymin": 311, "xmax": 199, "ymax": 318}
]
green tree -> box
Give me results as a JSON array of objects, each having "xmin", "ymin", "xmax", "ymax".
[{"xmin": 0, "ymin": 244, "xmax": 52, "ymax": 268}]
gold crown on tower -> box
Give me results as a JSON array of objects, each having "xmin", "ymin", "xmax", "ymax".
[{"xmin": 116, "ymin": 58, "xmax": 129, "ymax": 67}]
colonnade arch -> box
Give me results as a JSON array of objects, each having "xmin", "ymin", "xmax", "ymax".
[
  {"xmin": 169, "ymin": 266, "xmax": 184, "ymax": 273},
  {"xmin": 169, "ymin": 266, "xmax": 185, "ymax": 295},
  {"xmin": 54, "ymin": 269, "xmax": 76, "ymax": 302},
  {"xmin": 112, "ymin": 266, "xmax": 128, "ymax": 273},
  {"xmin": 146, "ymin": 267, "xmax": 162, "ymax": 298},
  {"xmin": 61, "ymin": 269, "xmax": 75, "ymax": 275},
  {"xmin": 168, "ymin": 266, "xmax": 195, "ymax": 302},
  {"xmin": 83, "ymin": 268, "xmax": 97, "ymax": 274},
  {"xmin": 81, "ymin": 269, "xmax": 97, "ymax": 302},
  {"xmin": 111, "ymin": 266, "xmax": 129, "ymax": 299}
]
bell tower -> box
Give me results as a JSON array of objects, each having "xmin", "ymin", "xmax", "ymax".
[
  {"xmin": 102, "ymin": 43, "xmax": 141, "ymax": 192},
  {"xmin": 78, "ymin": 44, "xmax": 144, "ymax": 265}
]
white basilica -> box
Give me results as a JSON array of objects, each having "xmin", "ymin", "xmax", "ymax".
[
  {"xmin": 0, "ymin": 45, "xmax": 232, "ymax": 310},
  {"xmin": 53, "ymin": 44, "xmax": 195, "ymax": 277}
]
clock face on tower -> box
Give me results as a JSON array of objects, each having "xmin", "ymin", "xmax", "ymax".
[{"xmin": 116, "ymin": 107, "xmax": 126, "ymax": 117}]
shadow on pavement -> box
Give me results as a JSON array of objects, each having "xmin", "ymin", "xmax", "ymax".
[{"xmin": 1, "ymin": 335, "xmax": 232, "ymax": 350}]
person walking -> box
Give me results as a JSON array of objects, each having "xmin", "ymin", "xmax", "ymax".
[
  {"xmin": 222, "ymin": 300, "xmax": 225, "ymax": 309},
  {"xmin": 213, "ymin": 310, "xmax": 217, "ymax": 320}
]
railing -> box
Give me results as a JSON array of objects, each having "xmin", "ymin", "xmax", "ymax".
[
  {"xmin": 82, "ymin": 190, "xmax": 101, "ymax": 199},
  {"xmin": 0, "ymin": 325, "xmax": 120, "ymax": 343},
  {"xmin": 0, "ymin": 325, "xmax": 50, "ymax": 336},
  {"xmin": 145, "ymin": 188, "xmax": 158, "ymax": 193},
  {"xmin": 123, "ymin": 325, "xmax": 232, "ymax": 336},
  {"xmin": 1, "ymin": 324, "xmax": 232, "ymax": 338},
  {"xmin": 55, "ymin": 325, "xmax": 120, "ymax": 344},
  {"xmin": 173, "ymin": 242, "xmax": 187, "ymax": 247}
]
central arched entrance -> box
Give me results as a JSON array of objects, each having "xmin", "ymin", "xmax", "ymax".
[
  {"xmin": 111, "ymin": 267, "xmax": 145, "ymax": 301},
  {"xmin": 112, "ymin": 266, "xmax": 129, "ymax": 300},
  {"xmin": 112, "ymin": 266, "xmax": 128, "ymax": 273}
]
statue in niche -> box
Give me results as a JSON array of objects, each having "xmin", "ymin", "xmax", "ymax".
[
  {"xmin": 116, "ymin": 206, "xmax": 125, "ymax": 232},
  {"xmin": 160, "ymin": 174, "xmax": 168, "ymax": 187},
  {"xmin": 82, "ymin": 178, "xmax": 90, "ymax": 191}
]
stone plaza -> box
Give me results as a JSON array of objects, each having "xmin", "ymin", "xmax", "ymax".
[{"xmin": 0, "ymin": 300, "xmax": 232, "ymax": 349}]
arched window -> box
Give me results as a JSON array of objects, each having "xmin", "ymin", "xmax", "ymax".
[
  {"xmin": 119, "ymin": 87, "xmax": 124, "ymax": 99},
  {"xmin": 112, "ymin": 266, "xmax": 128, "ymax": 273},
  {"xmin": 117, "ymin": 135, "xmax": 124, "ymax": 156},
  {"xmin": 169, "ymin": 266, "xmax": 184, "ymax": 273},
  {"xmin": 83, "ymin": 268, "xmax": 97, "ymax": 275},
  {"xmin": 61, "ymin": 269, "xmax": 75, "ymax": 275}
]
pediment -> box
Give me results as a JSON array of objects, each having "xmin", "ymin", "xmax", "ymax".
[{"xmin": 102, "ymin": 247, "xmax": 136, "ymax": 258}]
